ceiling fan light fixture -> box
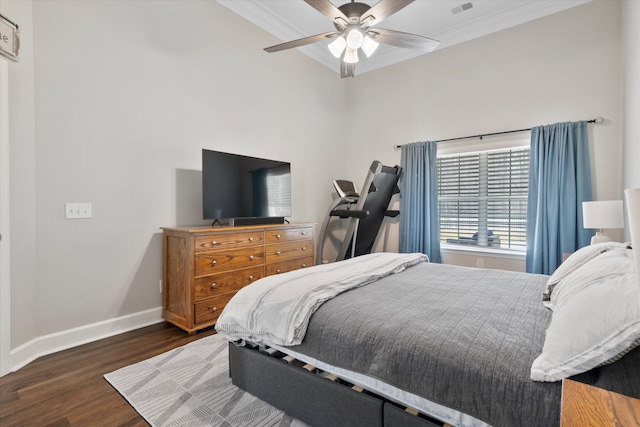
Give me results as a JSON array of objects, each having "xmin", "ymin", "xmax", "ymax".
[
  {"xmin": 345, "ymin": 28, "xmax": 364, "ymax": 49},
  {"xmin": 263, "ymin": 0, "xmax": 440, "ymax": 78},
  {"xmin": 343, "ymin": 47, "xmax": 359, "ymax": 64},
  {"xmin": 361, "ymin": 35, "xmax": 379, "ymax": 57},
  {"xmin": 328, "ymin": 36, "xmax": 347, "ymax": 58}
]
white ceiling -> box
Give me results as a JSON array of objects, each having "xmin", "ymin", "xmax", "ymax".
[{"xmin": 218, "ymin": 0, "xmax": 592, "ymax": 77}]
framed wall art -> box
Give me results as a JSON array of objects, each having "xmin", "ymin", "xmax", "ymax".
[{"xmin": 0, "ymin": 13, "xmax": 19, "ymax": 62}]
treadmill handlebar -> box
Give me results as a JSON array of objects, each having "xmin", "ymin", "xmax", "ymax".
[{"xmin": 330, "ymin": 209, "xmax": 370, "ymax": 219}]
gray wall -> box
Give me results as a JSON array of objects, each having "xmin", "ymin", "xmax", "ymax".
[{"xmin": 622, "ymin": 0, "xmax": 640, "ymax": 232}]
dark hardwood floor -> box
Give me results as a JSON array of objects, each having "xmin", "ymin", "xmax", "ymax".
[{"xmin": 0, "ymin": 322, "xmax": 216, "ymax": 427}]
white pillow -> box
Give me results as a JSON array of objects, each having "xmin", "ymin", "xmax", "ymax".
[
  {"xmin": 546, "ymin": 248, "xmax": 632, "ymax": 311},
  {"xmin": 542, "ymin": 242, "xmax": 630, "ymax": 309},
  {"xmin": 531, "ymin": 248, "xmax": 640, "ymax": 382}
]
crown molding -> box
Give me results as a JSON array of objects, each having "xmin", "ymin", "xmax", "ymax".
[
  {"xmin": 429, "ymin": 0, "xmax": 592, "ymax": 51},
  {"xmin": 218, "ymin": 0, "xmax": 592, "ymax": 77}
]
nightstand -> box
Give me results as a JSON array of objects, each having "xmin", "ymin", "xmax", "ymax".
[{"xmin": 561, "ymin": 379, "xmax": 640, "ymax": 426}]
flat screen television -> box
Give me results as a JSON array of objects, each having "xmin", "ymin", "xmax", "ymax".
[{"xmin": 202, "ymin": 149, "xmax": 292, "ymax": 225}]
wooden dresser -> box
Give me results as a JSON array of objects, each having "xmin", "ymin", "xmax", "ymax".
[{"xmin": 162, "ymin": 222, "xmax": 315, "ymax": 334}]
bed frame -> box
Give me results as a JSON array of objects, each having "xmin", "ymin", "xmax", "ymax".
[
  {"xmin": 229, "ymin": 342, "xmax": 448, "ymax": 427},
  {"xmin": 229, "ymin": 340, "xmax": 640, "ymax": 427}
]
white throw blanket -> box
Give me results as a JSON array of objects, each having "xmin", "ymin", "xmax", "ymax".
[{"xmin": 215, "ymin": 252, "xmax": 428, "ymax": 346}]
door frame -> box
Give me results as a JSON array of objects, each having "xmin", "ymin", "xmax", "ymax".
[{"xmin": 1, "ymin": 58, "xmax": 11, "ymax": 376}]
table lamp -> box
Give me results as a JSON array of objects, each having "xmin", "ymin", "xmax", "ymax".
[{"xmin": 582, "ymin": 200, "xmax": 624, "ymax": 244}]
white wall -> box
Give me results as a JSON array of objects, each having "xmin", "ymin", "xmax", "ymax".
[
  {"xmin": 345, "ymin": 0, "xmax": 623, "ymax": 270},
  {"xmin": 3, "ymin": 0, "xmax": 631, "ymax": 370},
  {"xmin": 0, "ymin": 0, "xmax": 38, "ymax": 360},
  {"xmin": 622, "ymin": 0, "xmax": 640, "ymax": 240}
]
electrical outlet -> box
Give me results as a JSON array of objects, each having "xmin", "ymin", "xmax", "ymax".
[{"xmin": 65, "ymin": 203, "xmax": 92, "ymax": 219}]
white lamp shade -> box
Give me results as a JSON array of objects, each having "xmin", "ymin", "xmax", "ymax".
[
  {"xmin": 328, "ymin": 36, "xmax": 346, "ymax": 58},
  {"xmin": 582, "ymin": 200, "xmax": 624, "ymax": 229},
  {"xmin": 345, "ymin": 29, "xmax": 364, "ymax": 49},
  {"xmin": 361, "ymin": 36, "xmax": 379, "ymax": 57},
  {"xmin": 343, "ymin": 47, "xmax": 359, "ymax": 64}
]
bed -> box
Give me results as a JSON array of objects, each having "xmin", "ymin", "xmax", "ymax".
[{"xmin": 215, "ymin": 244, "xmax": 640, "ymax": 427}]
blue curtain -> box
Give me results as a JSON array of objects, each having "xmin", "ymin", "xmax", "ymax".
[
  {"xmin": 526, "ymin": 121, "xmax": 593, "ymax": 274},
  {"xmin": 399, "ymin": 141, "xmax": 441, "ymax": 263}
]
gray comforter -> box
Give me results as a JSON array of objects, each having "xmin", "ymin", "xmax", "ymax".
[{"xmin": 288, "ymin": 262, "xmax": 559, "ymax": 427}]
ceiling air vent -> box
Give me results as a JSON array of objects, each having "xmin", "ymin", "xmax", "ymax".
[{"xmin": 452, "ymin": 2, "xmax": 474, "ymax": 15}]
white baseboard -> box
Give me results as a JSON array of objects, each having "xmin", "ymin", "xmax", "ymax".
[{"xmin": 9, "ymin": 307, "xmax": 164, "ymax": 373}]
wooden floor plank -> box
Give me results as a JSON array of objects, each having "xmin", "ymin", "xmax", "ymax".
[{"xmin": 0, "ymin": 322, "xmax": 215, "ymax": 427}]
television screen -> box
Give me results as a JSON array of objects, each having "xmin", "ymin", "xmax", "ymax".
[{"xmin": 202, "ymin": 149, "xmax": 292, "ymax": 221}]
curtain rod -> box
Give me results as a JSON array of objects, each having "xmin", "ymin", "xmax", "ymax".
[{"xmin": 393, "ymin": 117, "xmax": 604, "ymax": 150}]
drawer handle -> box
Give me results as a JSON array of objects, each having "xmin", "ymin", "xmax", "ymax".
[
  {"xmin": 276, "ymin": 269, "xmax": 282, "ymax": 274},
  {"xmin": 249, "ymin": 237, "xmax": 254, "ymax": 242},
  {"xmin": 212, "ymin": 307, "xmax": 218, "ymax": 312},
  {"xmin": 249, "ymin": 275, "xmax": 254, "ymax": 281},
  {"xmin": 300, "ymin": 231, "xmax": 307, "ymax": 235},
  {"xmin": 276, "ymin": 251, "xmax": 281, "ymax": 255},
  {"xmin": 302, "ymin": 263, "xmax": 307, "ymax": 268},
  {"xmin": 210, "ymin": 283, "xmax": 216, "ymax": 289},
  {"xmin": 211, "ymin": 260, "xmax": 217, "ymax": 266},
  {"xmin": 302, "ymin": 247, "xmax": 307, "ymax": 251},
  {"xmin": 276, "ymin": 234, "xmax": 281, "ymax": 239},
  {"xmin": 211, "ymin": 240, "xmax": 218, "ymax": 245},
  {"xmin": 249, "ymin": 255, "xmax": 254, "ymax": 260}
]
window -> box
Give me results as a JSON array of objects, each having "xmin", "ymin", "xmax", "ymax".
[{"xmin": 437, "ymin": 146, "xmax": 529, "ymax": 251}]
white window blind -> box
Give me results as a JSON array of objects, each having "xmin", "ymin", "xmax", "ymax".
[{"xmin": 437, "ymin": 147, "xmax": 529, "ymax": 251}]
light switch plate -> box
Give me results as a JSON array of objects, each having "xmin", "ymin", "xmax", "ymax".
[{"xmin": 65, "ymin": 203, "xmax": 92, "ymax": 219}]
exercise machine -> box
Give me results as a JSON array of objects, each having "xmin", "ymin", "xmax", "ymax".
[{"xmin": 316, "ymin": 161, "xmax": 402, "ymax": 264}]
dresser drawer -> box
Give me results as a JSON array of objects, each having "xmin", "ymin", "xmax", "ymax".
[
  {"xmin": 265, "ymin": 241, "xmax": 312, "ymax": 263},
  {"xmin": 194, "ymin": 231, "xmax": 264, "ymax": 252},
  {"xmin": 194, "ymin": 266, "xmax": 264, "ymax": 301},
  {"xmin": 266, "ymin": 256, "xmax": 314, "ymax": 276},
  {"xmin": 265, "ymin": 227, "xmax": 313, "ymax": 244},
  {"xmin": 194, "ymin": 294, "xmax": 232, "ymax": 324},
  {"xmin": 195, "ymin": 248, "xmax": 265, "ymax": 276}
]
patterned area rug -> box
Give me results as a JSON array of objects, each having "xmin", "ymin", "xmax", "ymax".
[{"xmin": 104, "ymin": 333, "xmax": 308, "ymax": 427}]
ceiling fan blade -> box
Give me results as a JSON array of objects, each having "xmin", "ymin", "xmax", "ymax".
[
  {"xmin": 340, "ymin": 61, "xmax": 356, "ymax": 78},
  {"xmin": 304, "ymin": 0, "xmax": 349, "ymax": 24},
  {"xmin": 264, "ymin": 32, "xmax": 338, "ymax": 53},
  {"xmin": 369, "ymin": 28, "xmax": 440, "ymax": 52},
  {"xmin": 360, "ymin": 0, "xmax": 414, "ymax": 27}
]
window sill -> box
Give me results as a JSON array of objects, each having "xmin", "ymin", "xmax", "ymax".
[{"xmin": 440, "ymin": 243, "xmax": 526, "ymax": 260}]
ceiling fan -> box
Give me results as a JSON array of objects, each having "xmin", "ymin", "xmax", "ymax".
[{"xmin": 264, "ymin": 0, "xmax": 440, "ymax": 78}]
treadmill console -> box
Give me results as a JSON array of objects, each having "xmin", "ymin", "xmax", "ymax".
[{"xmin": 333, "ymin": 180, "xmax": 358, "ymax": 198}]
